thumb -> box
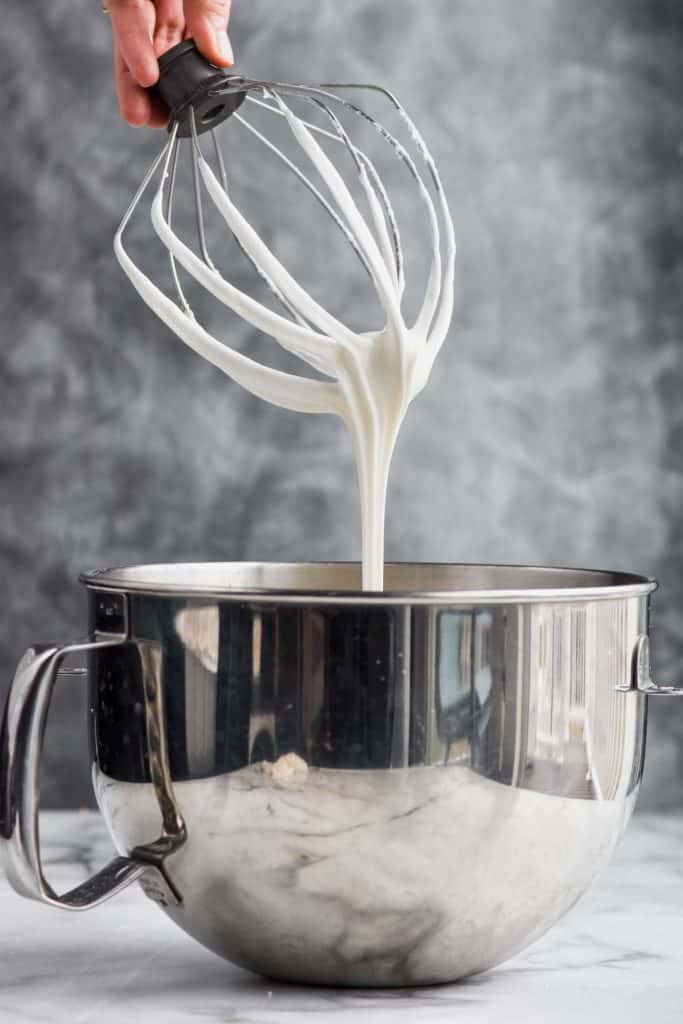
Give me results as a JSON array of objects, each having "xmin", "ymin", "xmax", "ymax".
[{"xmin": 184, "ymin": 0, "xmax": 233, "ymax": 67}]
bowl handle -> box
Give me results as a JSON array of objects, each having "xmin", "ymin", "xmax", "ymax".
[
  {"xmin": 616, "ymin": 635, "xmax": 683, "ymax": 696},
  {"xmin": 0, "ymin": 636, "xmax": 182, "ymax": 909}
]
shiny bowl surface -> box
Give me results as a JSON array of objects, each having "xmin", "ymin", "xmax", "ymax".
[{"xmin": 82, "ymin": 562, "xmax": 652, "ymax": 985}]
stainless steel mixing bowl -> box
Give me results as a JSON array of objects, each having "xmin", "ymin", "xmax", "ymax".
[{"xmin": 2, "ymin": 562, "xmax": 681, "ymax": 986}]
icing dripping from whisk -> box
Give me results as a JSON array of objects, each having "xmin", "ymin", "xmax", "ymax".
[{"xmin": 115, "ymin": 82, "xmax": 455, "ymax": 590}]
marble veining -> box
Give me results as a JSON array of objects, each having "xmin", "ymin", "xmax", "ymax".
[{"xmin": 0, "ymin": 810, "xmax": 682, "ymax": 1022}]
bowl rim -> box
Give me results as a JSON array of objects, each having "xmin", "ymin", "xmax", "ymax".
[{"xmin": 79, "ymin": 561, "xmax": 658, "ymax": 605}]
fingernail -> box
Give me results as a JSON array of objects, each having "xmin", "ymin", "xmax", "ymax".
[{"xmin": 214, "ymin": 29, "xmax": 234, "ymax": 65}]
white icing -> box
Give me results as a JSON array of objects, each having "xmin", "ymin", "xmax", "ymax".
[{"xmin": 115, "ymin": 92, "xmax": 455, "ymax": 590}]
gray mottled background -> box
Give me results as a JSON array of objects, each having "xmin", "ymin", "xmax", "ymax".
[{"xmin": 2, "ymin": 0, "xmax": 683, "ymax": 808}]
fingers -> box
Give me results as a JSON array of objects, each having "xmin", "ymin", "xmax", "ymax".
[
  {"xmin": 109, "ymin": 0, "xmax": 233, "ymax": 127},
  {"xmin": 183, "ymin": 0, "xmax": 233, "ymax": 67},
  {"xmin": 149, "ymin": 0, "xmax": 185, "ymax": 124},
  {"xmin": 153, "ymin": 0, "xmax": 185, "ymax": 57},
  {"xmin": 114, "ymin": 42, "xmax": 154, "ymax": 125},
  {"xmin": 108, "ymin": 0, "xmax": 159, "ymax": 87},
  {"xmin": 110, "ymin": 1, "xmax": 172, "ymax": 127},
  {"xmin": 147, "ymin": 93, "xmax": 172, "ymax": 129}
]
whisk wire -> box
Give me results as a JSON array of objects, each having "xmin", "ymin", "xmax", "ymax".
[
  {"xmin": 189, "ymin": 109, "xmax": 216, "ymax": 271},
  {"xmin": 329, "ymin": 81, "xmax": 457, "ymax": 350},
  {"xmin": 196, "ymin": 144, "xmax": 361, "ymax": 351},
  {"xmin": 277, "ymin": 84, "xmax": 446, "ymax": 337},
  {"xmin": 238, "ymin": 101, "xmax": 374, "ymax": 282},
  {"xmin": 302, "ymin": 96, "xmax": 403, "ymax": 301},
  {"xmin": 246, "ymin": 94, "xmax": 404, "ymax": 294},
  {"xmin": 269, "ymin": 92, "xmax": 404, "ymax": 339},
  {"xmin": 208, "ymin": 124, "xmax": 311, "ymax": 328},
  {"xmin": 115, "ymin": 64, "xmax": 455, "ymax": 412},
  {"xmin": 165, "ymin": 131, "xmax": 193, "ymax": 316}
]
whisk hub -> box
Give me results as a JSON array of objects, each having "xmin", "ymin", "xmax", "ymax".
[{"xmin": 154, "ymin": 40, "xmax": 246, "ymax": 137}]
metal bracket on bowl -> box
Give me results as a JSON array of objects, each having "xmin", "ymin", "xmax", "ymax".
[
  {"xmin": 616, "ymin": 635, "xmax": 683, "ymax": 696},
  {"xmin": 0, "ymin": 593, "xmax": 186, "ymax": 910}
]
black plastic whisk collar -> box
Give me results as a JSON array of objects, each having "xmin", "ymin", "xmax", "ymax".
[{"xmin": 152, "ymin": 40, "xmax": 246, "ymax": 137}]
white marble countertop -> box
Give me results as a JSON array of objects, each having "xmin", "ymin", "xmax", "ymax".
[{"xmin": 1, "ymin": 810, "xmax": 682, "ymax": 1023}]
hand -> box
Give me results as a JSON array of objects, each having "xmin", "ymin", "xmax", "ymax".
[{"xmin": 106, "ymin": 0, "xmax": 234, "ymax": 127}]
